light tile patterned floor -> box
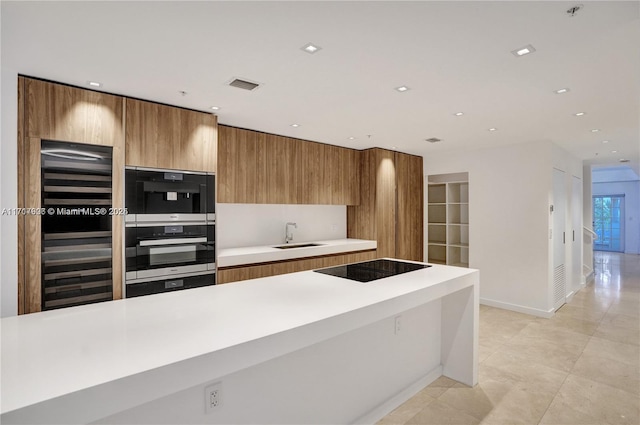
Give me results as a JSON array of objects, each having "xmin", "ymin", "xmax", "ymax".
[{"xmin": 377, "ymin": 252, "xmax": 640, "ymax": 425}]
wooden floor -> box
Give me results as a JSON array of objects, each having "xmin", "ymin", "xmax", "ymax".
[{"xmin": 377, "ymin": 252, "xmax": 640, "ymax": 425}]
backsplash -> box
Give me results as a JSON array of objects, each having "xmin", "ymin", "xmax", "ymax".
[{"xmin": 217, "ymin": 204, "xmax": 347, "ymax": 248}]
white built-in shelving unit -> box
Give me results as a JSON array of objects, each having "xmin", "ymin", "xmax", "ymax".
[{"xmin": 427, "ymin": 173, "xmax": 469, "ymax": 267}]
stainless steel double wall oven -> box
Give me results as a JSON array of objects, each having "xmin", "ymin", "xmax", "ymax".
[{"xmin": 125, "ymin": 167, "xmax": 216, "ymax": 297}]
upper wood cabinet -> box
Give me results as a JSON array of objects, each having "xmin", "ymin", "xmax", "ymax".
[
  {"xmin": 125, "ymin": 98, "xmax": 217, "ymax": 172},
  {"xmin": 25, "ymin": 78, "xmax": 124, "ymax": 145},
  {"xmin": 347, "ymin": 148, "xmax": 423, "ymax": 262},
  {"xmin": 218, "ymin": 125, "xmax": 360, "ymax": 205}
]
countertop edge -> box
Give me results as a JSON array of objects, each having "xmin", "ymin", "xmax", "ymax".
[{"xmin": 217, "ymin": 238, "xmax": 377, "ymax": 267}]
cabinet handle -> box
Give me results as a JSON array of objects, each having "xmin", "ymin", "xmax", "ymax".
[
  {"xmin": 573, "ymin": 230, "xmax": 575, "ymax": 242},
  {"xmin": 563, "ymin": 232, "xmax": 565, "ymax": 244}
]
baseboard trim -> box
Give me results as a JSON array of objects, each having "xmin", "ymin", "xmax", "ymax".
[
  {"xmin": 565, "ymin": 290, "xmax": 576, "ymax": 303},
  {"xmin": 480, "ymin": 298, "xmax": 555, "ymax": 318},
  {"xmin": 585, "ymin": 270, "xmax": 595, "ymax": 284},
  {"xmin": 353, "ymin": 365, "xmax": 443, "ymax": 425}
]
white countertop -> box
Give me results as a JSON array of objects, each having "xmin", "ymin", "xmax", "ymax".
[
  {"xmin": 1, "ymin": 260, "xmax": 478, "ymax": 424},
  {"xmin": 217, "ymin": 238, "xmax": 377, "ymax": 267}
]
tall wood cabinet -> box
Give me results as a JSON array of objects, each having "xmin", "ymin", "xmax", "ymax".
[
  {"xmin": 347, "ymin": 148, "xmax": 424, "ymax": 262},
  {"xmin": 217, "ymin": 125, "xmax": 359, "ymax": 205},
  {"xmin": 18, "ymin": 77, "xmax": 125, "ymax": 314}
]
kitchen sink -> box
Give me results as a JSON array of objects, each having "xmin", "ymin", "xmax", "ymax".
[{"xmin": 273, "ymin": 243, "xmax": 324, "ymax": 249}]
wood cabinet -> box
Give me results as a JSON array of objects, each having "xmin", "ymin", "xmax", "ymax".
[
  {"xmin": 217, "ymin": 249, "xmax": 377, "ymax": 284},
  {"xmin": 218, "ymin": 125, "xmax": 359, "ymax": 205},
  {"xmin": 125, "ymin": 98, "xmax": 217, "ymax": 172},
  {"xmin": 396, "ymin": 152, "xmax": 425, "ymax": 262},
  {"xmin": 25, "ymin": 78, "xmax": 124, "ymax": 146},
  {"xmin": 347, "ymin": 149, "xmax": 423, "ymax": 262},
  {"xmin": 18, "ymin": 77, "xmax": 125, "ymax": 314}
]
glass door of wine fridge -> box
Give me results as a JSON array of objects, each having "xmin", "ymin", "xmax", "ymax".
[{"xmin": 41, "ymin": 140, "xmax": 114, "ymax": 310}]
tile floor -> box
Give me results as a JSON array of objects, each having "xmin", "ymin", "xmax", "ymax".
[{"xmin": 378, "ymin": 252, "xmax": 640, "ymax": 425}]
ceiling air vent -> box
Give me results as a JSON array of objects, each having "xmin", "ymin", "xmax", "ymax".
[
  {"xmin": 228, "ymin": 78, "xmax": 260, "ymax": 91},
  {"xmin": 425, "ymin": 138, "xmax": 442, "ymax": 143},
  {"xmin": 619, "ymin": 159, "xmax": 630, "ymax": 163}
]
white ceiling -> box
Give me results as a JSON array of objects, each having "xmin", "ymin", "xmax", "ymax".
[{"xmin": 2, "ymin": 1, "xmax": 639, "ymax": 172}]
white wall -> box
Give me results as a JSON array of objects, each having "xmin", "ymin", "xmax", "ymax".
[
  {"xmin": 0, "ymin": 68, "xmax": 19, "ymax": 316},
  {"xmin": 592, "ymin": 180, "xmax": 640, "ymax": 254},
  {"xmin": 217, "ymin": 204, "xmax": 347, "ymax": 249},
  {"xmin": 424, "ymin": 141, "xmax": 553, "ymax": 316},
  {"xmin": 583, "ymin": 165, "xmax": 594, "ymax": 278}
]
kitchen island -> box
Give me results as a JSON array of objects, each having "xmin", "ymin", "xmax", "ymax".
[{"xmin": 1, "ymin": 260, "xmax": 478, "ymax": 424}]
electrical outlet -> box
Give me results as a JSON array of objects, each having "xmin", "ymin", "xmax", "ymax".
[
  {"xmin": 204, "ymin": 382, "xmax": 223, "ymax": 413},
  {"xmin": 394, "ymin": 316, "xmax": 402, "ymax": 335}
]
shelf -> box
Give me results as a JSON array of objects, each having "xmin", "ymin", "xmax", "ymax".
[
  {"xmin": 428, "ymin": 245, "xmax": 446, "ymax": 264},
  {"xmin": 448, "ymin": 225, "xmax": 469, "ymax": 246},
  {"xmin": 448, "ymin": 204, "xmax": 469, "ymax": 225},
  {"xmin": 427, "ymin": 184, "xmax": 446, "ymax": 204},
  {"xmin": 448, "ymin": 246, "xmax": 469, "ymax": 267},
  {"xmin": 427, "ymin": 205, "xmax": 446, "ymax": 224},
  {"xmin": 426, "ymin": 173, "xmax": 469, "ymax": 268},
  {"xmin": 448, "ymin": 182, "xmax": 469, "ymax": 203},
  {"xmin": 427, "ymin": 225, "xmax": 447, "ymax": 245}
]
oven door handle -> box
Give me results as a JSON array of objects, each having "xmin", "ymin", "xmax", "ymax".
[{"xmin": 139, "ymin": 237, "xmax": 207, "ymax": 247}]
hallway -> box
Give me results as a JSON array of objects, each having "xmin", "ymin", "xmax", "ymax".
[{"xmin": 378, "ymin": 252, "xmax": 640, "ymax": 424}]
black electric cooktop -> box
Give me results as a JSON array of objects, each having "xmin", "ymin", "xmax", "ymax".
[{"xmin": 314, "ymin": 259, "xmax": 431, "ymax": 283}]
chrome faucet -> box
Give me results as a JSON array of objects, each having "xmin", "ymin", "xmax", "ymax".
[{"xmin": 285, "ymin": 222, "xmax": 297, "ymax": 244}]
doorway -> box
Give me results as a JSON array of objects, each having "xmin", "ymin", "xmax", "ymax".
[{"xmin": 593, "ymin": 195, "xmax": 625, "ymax": 252}]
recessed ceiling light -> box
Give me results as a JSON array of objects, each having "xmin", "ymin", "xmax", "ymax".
[
  {"xmin": 391, "ymin": 146, "xmax": 397, "ymax": 149},
  {"xmin": 291, "ymin": 123, "xmax": 300, "ymax": 128},
  {"xmin": 454, "ymin": 112, "xmax": 464, "ymax": 116},
  {"xmin": 554, "ymin": 88, "xmax": 570, "ymax": 94},
  {"xmin": 611, "ymin": 150, "xmax": 618, "ymax": 153},
  {"xmin": 395, "ymin": 86, "xmax": 410, "ymax": 92},
  {"xmin": 602, "ymin": 140, "xmax": 609, "ymax": 144},
  {"xmin": 87, "ymin": 81, "xmax": 102, "ymax": 87},
  {"xmin": 301, "ymin": 43, "xmax": 322, "ymax": 54},
  {"xmin": 210, "ymin": 106, "xmax": 220, "ymax": 111},
  {"xmin": 591, "ymin": 129, "xmax": 600, "ymax": 132},
  {"xmin": 574, "ymin": 112, "xmax": 586, "ymax": 116},
  {"xmin": 488, "ymin": 128, "xmax": 497, "ymax": 132},
  {"xmin": 348, "ymin": 137, "xmax": 355, "ymax": 140},
  {"xmin": 511, "ymin": 44, "xmax": 536, "ymax": 57}
]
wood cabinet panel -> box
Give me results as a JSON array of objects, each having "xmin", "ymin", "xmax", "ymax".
[
  {"xmin": 25, "ymin": 79, "xmax": 123, "ymax": 146},
  {"xmin": 17, "ymin": 77, "xmax": 26, "ymax": 314},
  {"xmin": 24, "ymin": 138, "xmax": 42, "ymax": 313},
  {"xmin": 299, "ymin": 140, "xmax": 325, "ymax": 204},
  {"xmin": 347, "ymin": 148, "xmax": 423, "ymax": 262},
  {"xmin": 347, "ymin": 149, "xmax": 376, "ymax": 240},
  {"xmin": 396, "ymin": 152, "xmax": 424, "ymax": 262},
  {"xmin": 125, "ymin": 98, "xmax": 217, "ymax": 172},
  {"xmin": 375, "ymin": 149, "xmax": 397, "ymax": 258},
  {"xmin": 217, "ymin": 125, "xmax": 359, "ymax": 205},
  {"xmin": 217, "ymin": 249, "xmax": 377, "ymax": 284}
]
